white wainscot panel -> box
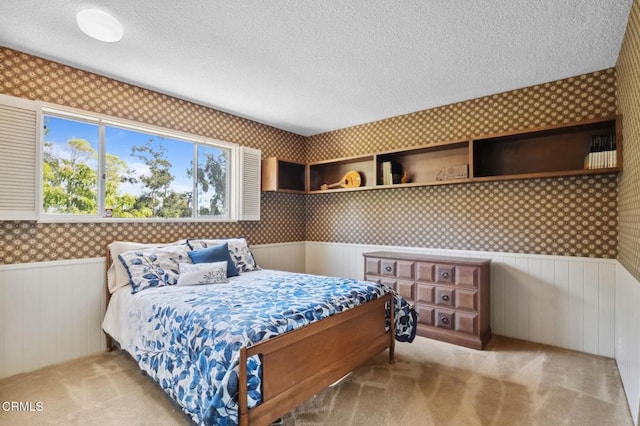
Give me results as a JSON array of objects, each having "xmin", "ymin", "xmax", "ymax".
[
  {"xmin": 0, "ymin": 258, "xmax": 106, "ymax": 379},
  {"xmin": 304, "ymin": 242, "xmax": 616, "ymax": 357},
  {"xmin": 615, "ymin": 263, "xmax": 640, "ymax": 426},
  {"xmin": 250, "ymin": 242, "xmax": 306, "ymax": 273}
]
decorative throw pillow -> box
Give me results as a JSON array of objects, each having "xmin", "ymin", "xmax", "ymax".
[
  {"xmin": 118, "ymin": 245, "xmax": 191, "ymax": 293},
  {"xmin": 187, "ymin": 242, "xmax": 239, "ymax": 277},
  {"xmin": 107, "ymin": 241, "xmax": 158, "ymax": 293},
  {"xmin": 177, "ymin": 261, "xmax": 228, "ymax": 286},
  {"xmin": 107, "ymin": 240, "xmax": 190, "ymax": 294},
  {"xmin": 187, "ymin": 237, "xmax": 259, "ymax": 273}
]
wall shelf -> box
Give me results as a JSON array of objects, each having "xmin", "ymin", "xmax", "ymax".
[
  {"xmin": 307, "ymin": 155, "xmax": 375, "ymax": 193},
  {"xmin": 263, "ymin": 116, "xmax": 622, "ymax": 194},
  {"xmin": 261, "ymin": 157, "xmax": 306, "ymax": 193},
  {"xmin": 472, "ymin": 116, "xmax": 621, "ymax": 179}
]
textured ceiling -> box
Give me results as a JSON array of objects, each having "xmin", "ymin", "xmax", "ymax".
[{"xmin": 0, "ymin": 1, "xmax": 633, "ymax": 136}]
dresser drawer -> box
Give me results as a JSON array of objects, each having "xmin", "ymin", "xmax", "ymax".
[
  {"xmin": 455, "ymin": 288, "xmax": 478, "ymax": 311},
  {"xmin": 416, "ymin": 283, "xmax": 435, "ymax": 304},
  {"xmin": 380, "ymin": 260, "xmax": 396, "ymax": 277},
  {"xmin": 365, "ymin": 258, "xmax": 381, "ymax": 276},
  {"xmin": 416, "ymin": 262, "xmax": 435, "ymax": 282},
  {"xmin": 416, "ymin": 304, "xmax": 434, "ymax": 326},
  {"xmin": 435, "ymin": 265, "xmax": 455, "ymax": 284},
  {"xmin": 434, "ymin": 286, "xmax": 454, "ymax": 307},
  {"xmin": 396, "ymin": 261, "xmax": 415, "ymax": 280},
  {"xmin": 456, "ymin": 266, "xmax": 480, "ymax": 288},
  {"xmin": 396, "ymin": 280, "xmax": 415, "ymax": 304},
  {"xmin": 455, "ymin": 312, "xmax": 478, "ymax": 335},
  {"xmin": 379, "ymin": 279, "xmax": 414, "ymax": 304},
  {"xmin": 435, "ymin": 308, "xmax": 455, "ymax": 330}
]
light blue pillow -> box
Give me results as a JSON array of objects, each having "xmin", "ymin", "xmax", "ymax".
[
  {"xmin": 119, "ymin": 245, "xmax": 191, "ymax": 293},
  {"xmin": 187, "ymin": 242, "xmax": 240, "ymax": 277}
]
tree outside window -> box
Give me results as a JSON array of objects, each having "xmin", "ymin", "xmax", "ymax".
[{"xmin": 42, "ymin": 114, "xmax": 230, "ymax": 219}]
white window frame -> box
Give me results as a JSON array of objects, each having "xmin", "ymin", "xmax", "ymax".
[{"xmin": 37, "ymin": 103, "xmax": 240, "ymax": 223}]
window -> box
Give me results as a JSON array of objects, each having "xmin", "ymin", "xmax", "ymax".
[
  {"xmin": 42, "ymin": 116, "xmax": 100, "ymax": 215},
  {"xmin": 41, "ymin": 108, "xmax": 237, "ymax": 221}
]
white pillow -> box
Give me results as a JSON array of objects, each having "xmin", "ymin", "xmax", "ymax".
[
  {"xmin": 107, "ymin": 241, "xmax": 157, "ymax": 293},
  {"xmin": 107, "ymin": 240, "xmax": 189, "ymax": 294},
  {"xmin": 177, "ymin": 261, "xmax": 229, "ymax": 286}
]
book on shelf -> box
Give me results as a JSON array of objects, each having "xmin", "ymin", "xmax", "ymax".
[
  {"xmin": 586, "ymin": 133, "xmax": 616, "ymax": 170},
  {"xmin": 380, "ymin": 160, "xmax": 403, "ymax": 185},
  {"xmin": 381, "ymin": 161, "xmax": 391, "ymax": 185}
]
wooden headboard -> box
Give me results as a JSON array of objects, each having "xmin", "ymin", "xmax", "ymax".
[{"xmin": 105, "ymin": 247, "xmax": 113, "ymax": 351}]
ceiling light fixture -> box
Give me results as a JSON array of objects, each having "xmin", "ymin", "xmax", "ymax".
[{"xmin": 76, "ymin": 9, "xmax": 123, "ymax": 42}]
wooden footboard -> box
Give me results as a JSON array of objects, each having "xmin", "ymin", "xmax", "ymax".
[{"xmin": 238, "ymin": 293, "xmax": 395, "ymax": 426}]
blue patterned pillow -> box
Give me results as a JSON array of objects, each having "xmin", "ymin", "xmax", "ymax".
[
  {"xmin": 187, "ymin": 237, "xmax": 259, "ymax": 273},
  {"xmin": 119, "ymin": 245, "xmax": 192, "ymax": 293},
  {"xmin": 177, "ymin": 261, "xmax": 228, "ymax": 286}
]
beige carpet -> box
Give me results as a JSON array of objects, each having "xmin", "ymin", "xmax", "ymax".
[{"xmin": 0, "ymin": 335, "xmax": 632, "ymax": 425}]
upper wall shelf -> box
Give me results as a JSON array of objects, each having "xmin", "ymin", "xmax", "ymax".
[
  {"xmin": 472, "ymin": 116, "xmax": 621, "ymax": 180},
  {"xmin": 261, "ymin": 157, "xmax": 306, "ymax": 193},
  {"xmin": 262, "ymin": 115, "xmax": 622, "ymax": 194},
  {"xmin": 307, "ymin": 155, "xmax": 376, "ymax": 192}
]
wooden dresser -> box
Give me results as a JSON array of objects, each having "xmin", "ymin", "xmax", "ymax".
[{"xmin": 363, "ymin": 251, "xmax": 491, "ymax": 350}]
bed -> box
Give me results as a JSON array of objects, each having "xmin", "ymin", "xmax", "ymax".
[{"xmin": 102, "ymin": 239, "xmax": 417, "ymax": 425}]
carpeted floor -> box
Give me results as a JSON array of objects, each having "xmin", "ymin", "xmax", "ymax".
[{"xmin": 0, "ymin": 335, "xmax": 632, "ymax": 425}]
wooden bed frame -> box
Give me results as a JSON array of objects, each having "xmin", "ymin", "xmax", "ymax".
[{"xmin": 105, "ymin": 248, "xmax": 395, "ymax": 425}]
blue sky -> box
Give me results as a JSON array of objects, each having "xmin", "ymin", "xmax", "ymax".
[{"xmin": 44, "ymin": 115, "xmax": 212, "ymax": 195}]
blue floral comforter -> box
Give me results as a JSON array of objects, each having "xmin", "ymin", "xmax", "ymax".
[{"xmin": 113, "ymin": 269, "xmax": 416, "ymax": 425}]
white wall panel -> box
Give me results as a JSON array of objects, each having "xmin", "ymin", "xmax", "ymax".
[
  {"xmin": 1, "ymin": 270, "xmax": 24, "ymax": 378},
  {"xmin": 598, "ymin": 263, "xmax": 615, "ymax": 358},
  {"xmin": 515, "ymin": 257, "xmax": 530, "ymax": 341},
  {"xmin": 0, "ymin": 258, "xmax": 106, "ymax": 379},
  {"xmin": 568, "ymin": 261, "xmax": 584, "ymax": 352},
  {"xmin": 489, "ymin": 256, "xmax": 505, "ymax": 336},
  {"xmin": 553, "ymin": 260, "xmax": 570, "ymax": 349},
  {"xmin": 250, "ymin": 242, "xmax": 306, "ymax": 273},
  {"xmin": 615, "ymin": 263, "xmax": 640, "ymax": 426},
  {"xmin": 305, "ymin": 241, "xmax": 617, "ymax": 358},
  {"xmin": 502, "ymin": 256, "xmax": 518, "ymax": 338}
]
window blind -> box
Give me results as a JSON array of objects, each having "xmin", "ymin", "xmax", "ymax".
[
  {"xmin": 239, "ymin": 146, "xmax": 261, "ymax": 221},
  {"xmin": 0, "ymin": 94, "xmax": 38, "ymax": 220}
]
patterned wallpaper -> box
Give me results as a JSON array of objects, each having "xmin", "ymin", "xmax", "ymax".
[
  {"xmin": 306, "ymin": 69, "xmax": 617, "ymax": 162},
  {"xmin": 306, "ymin": 175, "xmax": 618, "ymax": 258},
  {"xmin": 0, "ymin": 47, "xmax": 306, "ymax": 264},
  {"xmin": 0, "ymin": 47, "xmax": 625, "ymax": 263},
  {"xmin": 305, "ymin": 69, "xmax": 619, "ymax": 258},
  {"xmin": 617, "ymin": 0, "xmax": 640, "ymax": 281},
  {"xmin": 0, "ymin": 192, "xmax": 305, "ymax": 264}
]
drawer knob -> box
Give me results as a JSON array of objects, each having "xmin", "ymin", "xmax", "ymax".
[
  {"xmin": 385, "ymin": 266, "xmax": 392, "ymax": 272},
  {"xmin": 441, "ymin": 271, "xmax": 450, "ymax": 279},
  {"xmin": 441, "ymin": 294, "xmax": 450, "ymax": 302},
  {"xmin": 441, "ymin": 317, "xmax": 450, "ymax": 324}
]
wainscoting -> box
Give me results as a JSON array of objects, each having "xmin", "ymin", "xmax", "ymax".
[
  {"xmin": 0, "ymin": 258, "xmax": 107, "ymax": 379},
  {"xmin": 306, "ymin": 241, "xmax": 616, "ymax": 357},
  {"xmin": 250, "ymin": 241, "xmax": 306, "ymax": 273},
  {"xmin": 616, "ymin": 263, "xmax": 640, "ymax": 426}
]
